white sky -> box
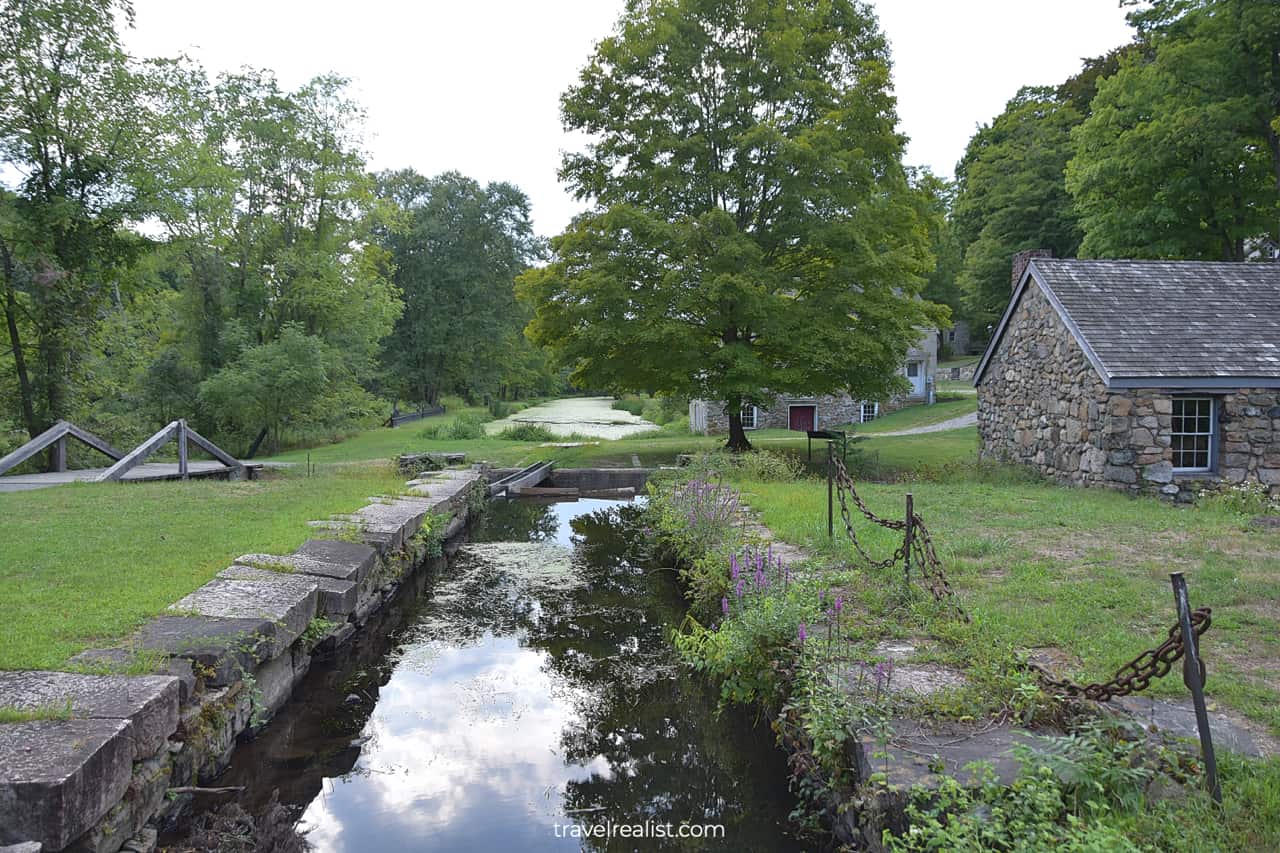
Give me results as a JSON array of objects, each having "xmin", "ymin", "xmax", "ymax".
[{"xmin": 124, "ymin": 0, "xmax": 1135, "ymax": 237}]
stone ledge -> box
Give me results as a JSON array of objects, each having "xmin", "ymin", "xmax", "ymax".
[
  {"xmin": 0, "ymin": 672, "xmax": 179, "ymax": 761},
  {"xmin": 169, "ymin": 579, "xmax": 316, "ymax": 657},
  {"xmin": 131, "ymin": 615, "xmax": 276, "ymax": 687},
  {"xmin": 218, "ymin": 565, "xmax": 356, "ymax": 620},
  {"xmin": 0, "ymin": 719, "xmax": 133, "ymax": 850}
]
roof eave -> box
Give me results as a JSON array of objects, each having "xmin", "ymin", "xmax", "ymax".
[{"xmin": 1107, "ymin": 376, "xmax": 1280, "ymax": 390}]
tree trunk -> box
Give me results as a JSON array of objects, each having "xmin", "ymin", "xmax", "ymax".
[
  {"xmin": 726, "ymin": 409, "xmax": 752, "ymax": 452},
  {"xmin": 1, "ymin": 240, "xmax": 39, "ymax": 440}
]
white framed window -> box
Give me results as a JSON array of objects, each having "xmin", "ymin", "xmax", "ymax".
[
  {"xmin": 740, "ymin": 406, "xmax": 759, "ymax": 430},
  {"xmin": 1171, "ymin": 397, "xmax": 1215, "ymax": 472},
  {"xmin": 906, "ymin": 361, "xmax": 920, "ymax": 378},
  {"xmin": 860, "ymin": 402, "xmax": 879, "ymax": 423}
]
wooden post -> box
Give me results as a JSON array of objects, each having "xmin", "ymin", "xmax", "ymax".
[
  {"xmin": 903, "ymin": 493, "xmax": 915, "ymax": 587},
  {"xmin": 177, "ymin": 419, "xmax": 189, "ymax": 480},
  {"xmin": 51, "ymin": 435, "xmax": 67, "ymax": 472},
  {"xmin": 1170, "ymin": 572, "xmax": 1221, "ymax": 803}
]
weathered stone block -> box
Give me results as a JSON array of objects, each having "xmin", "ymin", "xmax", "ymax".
[
  {"xmin": 131, "ymin": 615, "xmax": 276, "ymax": 688},
  {"xmin": 169, "ymin": 579, "xmax": 316, "ymax": 657},
  {"xmin": 1260, "ymin": 469, "xmax": 1280, "ymax": 486},
  {"xmin": 290, "ymin": 538, "xmax": 378, "ymax": 583},
  {"xmin": 0, "ymin": 719, "xmax": 132, "ymax": 849},
  {"xmin": 218, "ymin": 564, "xmax": 356, "ymax": 619},
  {"xmin": 251, "ymin": 650, "xmax": 297, "ymax": 722},
  {"xmin": 1142, "ymin": 461, "xmax": 1174, "ymax": 484},
  {"xmin": 0, "ymin": 672, "xmax": 179, "ymax": 761},
  {"xmin": 64, "ymin": 754, "xmax": 169, "ymax": 853},
  {"xmin": 1105, "ymin": 465, "xmax": 1138, "ymax": 484},
  {"xmin": 1108, "ymin": 449, "xmax": 1135, "ymax": 465}
]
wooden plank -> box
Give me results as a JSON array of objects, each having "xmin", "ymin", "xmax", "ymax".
[
  {"xmin": 177, "ymin": 420, "xmax": 189, "ymax": 480},
  {"xmin": 0, "ymin": 421, "xmax": 70, "ymax": 476},
  {"xmin": 52, "ymin": 436, "xmax": 67, "ymax": 472},
  {"xmin": 63, "ymin": 423, "xmax": 124, "ymax": 461},
  {"xmin": 508, "ymin": 485, "xmax": 579, "ymax": 497},
  {"xmin": 185, "ymin": 426, "xmax": 245, "ymax": 473},
  {"xmin": 490, "ymin": 461, "xmax": 554, "ymax": 497},
  {"xmin": 95, "ymin": 421, "xmax": 178, "ymax": 482}
]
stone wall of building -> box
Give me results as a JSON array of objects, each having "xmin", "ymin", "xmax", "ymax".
[
  {"xmin": 977, "ymin": 279, "xmax": 1110, "ymax": 485},
  {"xmin": 978, "ymin": 280, "xmax": 1280, "ymax": 501}
]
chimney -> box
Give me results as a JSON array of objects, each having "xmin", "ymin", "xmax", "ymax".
[{"xmin": 1012, "ymin": 248, "xmax": 1053, "ymax": 290}]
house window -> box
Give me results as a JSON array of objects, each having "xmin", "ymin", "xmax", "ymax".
[
  {"xmin": 947, "ymin": 331, "xmax": 956, "ymax": 342},
  {"xmin": 906, "ymin": 362, "xmax": 920, "ymax": 378},
  {"xmin": 860, "ymin": 402, "xmax": 879, "ymax": 423},
  {"xmin": 1171, "ymin": 397, "xmax": 1215, "ymax": 472},
  {"xmin": 740, "ymin": 406, "xmax": 759, "ymax": 430}
]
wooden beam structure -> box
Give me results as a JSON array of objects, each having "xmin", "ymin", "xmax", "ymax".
[
  {"xmin": 489, "ymin": 461, "xmax": 555, "ymax": 497},
  {"xmin": 94, "ymin": 419, "xmax": 246, "ymax": 483},
  {"xmin": 0, "ymin": 420, "xmax": 124, "ymax": 477}
]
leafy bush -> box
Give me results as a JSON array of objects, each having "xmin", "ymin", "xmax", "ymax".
[
  {"xmin": 419, "ymin": 412, "xmax": 489, "ymax": 440},
  {"xmin": 611, "ymin": 395, "xmax": 646, "ymax": 416},
  {"xmin": 496, "ymin": 422, "xmax": 557, "ymax": 442},
  {"xmin": 885, "ymin": 723, "xmax": 1161, "ymax": 852},
  {"xmin": 488, "ymin": 399, "xmax": 513, "ymax": 419},
  {"xmin": 1198, "ymin": 481, "xmax": 1280, "ymax": 517}
]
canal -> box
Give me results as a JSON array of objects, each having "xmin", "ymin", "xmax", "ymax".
[{"xmin": 172, "ymin": 497, "xmax": 801, "ymax": 851}]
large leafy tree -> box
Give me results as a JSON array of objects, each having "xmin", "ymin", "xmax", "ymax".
[
  {"xmin": 0, "ymin": 0, "xmax": 150, "ymax": 441},
  {"xmin": 952, "ymin": 53, "xmax": 1127, "ymax": 333},
  {"xmin": 377, "ymin": 170, "xmax": 544, "ymax": 408},
  {"xmin": 1067, "ymin": 0, "xmax": 1280, "ymax": 260},
  {"xmin": 519, "ymin": 0, "xmax": 941, "ymax": 450}
]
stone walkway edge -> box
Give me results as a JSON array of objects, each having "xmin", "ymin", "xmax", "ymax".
[{"xmin": 0, "ymin": 465, "xmax": 486, "ymax": 853}]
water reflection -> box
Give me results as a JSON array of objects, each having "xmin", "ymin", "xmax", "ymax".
[{"xmin": 199, "ymin": 499, "xmax": 801, "ymax": 851}]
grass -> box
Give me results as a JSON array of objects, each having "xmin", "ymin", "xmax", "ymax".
[
  {"xmin": 730, "ymin": 472, "xmax": 1280, "ymax": 735},
  {"xmin": 842, "ymin": 398, "xmax": 974, "ymax": 434},
  {"xmin": 0, "ymin": 464, "xmax": 408, "ymax": 671}
]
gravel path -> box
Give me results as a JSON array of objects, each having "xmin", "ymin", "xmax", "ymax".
[{"xmin": 869, "ymin": 411, "xmax": 977, "ymax": 437}]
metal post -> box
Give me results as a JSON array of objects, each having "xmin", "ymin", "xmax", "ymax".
[
  {"xmin": 904, "ymin": 493, "xmax": 914, "ymax": 586},
  {"xmin": 177, "ymin": 419, "xmax": 189, "ymax": 480},
  {"xmin": 826, "ymin": 441, "xmax": 834, "ymax": 538},
  {"xmin": 1170, "ymin": 571, "xmax": 1221, "ymax": 803}
]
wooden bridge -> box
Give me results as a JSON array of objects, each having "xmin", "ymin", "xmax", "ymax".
[{"xmin": 0, "ymin": 419, "xmax": 260, "ymax": 493}]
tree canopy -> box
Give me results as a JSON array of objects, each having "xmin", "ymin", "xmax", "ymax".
[{"xmin": 519, "ymin": 0, "xmax": 943, "ymax": 450}]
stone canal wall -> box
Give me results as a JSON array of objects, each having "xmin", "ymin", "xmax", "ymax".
[{"xmin": 0, "ymin": 467, "xmax": 486, "ymax": 853}]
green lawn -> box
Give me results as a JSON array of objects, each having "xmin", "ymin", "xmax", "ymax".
[
  {"xmin": 0, "ymin": 465, "xmax": 408, "ymax": 670},
  {"xmin": 841, "ymin": 397, "xmax": 974, "ymax": 434},
  {"xmin": 732, "ymin": 473, "xmax": 1280, "ymax": 735}
]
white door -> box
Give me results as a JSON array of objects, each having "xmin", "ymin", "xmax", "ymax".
[{"xmin": 906, "ymin": 361, "xmax": 925, "ymax": 396}]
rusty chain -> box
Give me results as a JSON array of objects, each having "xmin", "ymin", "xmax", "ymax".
[
  {"xmin": 830, "ymin": 454, "xmax": 968, "ymax": 619},
  {"xmin": 1027, "ymin": 608, "xmax": 1212, "ymax": 701}
]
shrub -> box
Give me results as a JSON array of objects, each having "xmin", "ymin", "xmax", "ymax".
[
  {"xmin": 419, "ymin": 412, "xmax": 489, "ymax": 440},
  {"xmin": 488, "ymin": 399, "xmax": 513, "ymax": 419},
  {"xmin": 496, "ymin": 423, "xmax": 557, "ymax": 442},
  {"xmin": 611, "ymin": 395, "xmax": 645, "ymax": 417},
  {"xmin": 1198, "ymin": 481, "xmax": 1280, "ymax": 517}
]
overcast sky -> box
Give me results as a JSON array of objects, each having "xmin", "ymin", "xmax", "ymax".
[{"xmin": 125, "ymin": 1, "xmax": 1135, "ymax": 237}]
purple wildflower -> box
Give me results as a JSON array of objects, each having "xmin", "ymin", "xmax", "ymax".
[
  {"xmin": 735, "ymin": 579, "xmax": 745, "ymax": 599},
  {"xmin": 834, "ymin": 595, "xmax": 843, "ymax": 614},
  {"xmin": 798, "ymin": 622, "xmax": 808, "ymax": 643},
  {"xmin": 730, "ymin": 554, "xmax": 740, "ymax": 580},
  {"xmin": 721, "ymin": 596, "xmax": 730, "ymax": 616}
]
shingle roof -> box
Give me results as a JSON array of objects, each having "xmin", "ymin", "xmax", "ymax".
[{"xmin": 975, "ymin": 259, "xmax": 1280, "ymax": 388}]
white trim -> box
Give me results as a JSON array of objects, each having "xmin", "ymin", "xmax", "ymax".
[
  {"xmin": 741, "ymin": 405, "xmax": 759, "ymax": 430},
  {"xmin": 1170, "ymin": 396, "xmax": 1216, "ymax": 473},
  {"xmin": 860, "ymin": 401, "xmax": 879, "ymax": 423}
]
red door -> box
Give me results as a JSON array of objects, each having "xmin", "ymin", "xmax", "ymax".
[{"xmin": 789, "ymin": 405, "xmax": 816, "ymax": 432}]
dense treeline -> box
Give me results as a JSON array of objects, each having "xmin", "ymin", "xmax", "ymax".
[
  {"xmin": 0, "ymin": 0, "xmax": 558, "ymax": 462},
  {"xmin": 947, "ymin": 0, "xmax": 1280, "ymax": 337}
]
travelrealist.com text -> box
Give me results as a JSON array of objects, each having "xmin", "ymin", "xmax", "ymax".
[{"xmin": 553, "ymin": 820, "xmax": 727, "ymax": 840}]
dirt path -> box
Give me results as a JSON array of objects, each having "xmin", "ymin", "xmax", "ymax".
[{"xmin": 869, "ymin": 411, "xmax": 978, "ymax": 437}]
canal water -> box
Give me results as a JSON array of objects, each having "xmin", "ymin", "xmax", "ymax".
[{"xmin": 182, "ymin": 498, "xmax": 801, "ymax": 851}]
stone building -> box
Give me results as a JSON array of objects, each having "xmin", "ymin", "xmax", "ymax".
[
  {"xmin": 690, "ymin": 331, "xmax": 937, "ymax": 434},
  {"xmin": 974, "ymin": 255, "xmax": 1280, "ymax": 500}
]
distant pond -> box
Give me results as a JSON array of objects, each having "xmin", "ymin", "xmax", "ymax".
[{"xmin": 485, "ymin": 397, "xmax": 659, "ymax": 439}]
